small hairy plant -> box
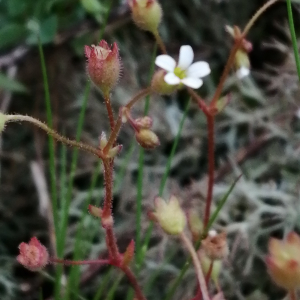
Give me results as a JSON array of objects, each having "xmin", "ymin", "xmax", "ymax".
[{"xmin": 2, "ymin": 0, "xmax": 300, "ymax": 300}]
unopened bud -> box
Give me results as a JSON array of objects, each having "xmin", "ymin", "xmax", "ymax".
[
  {"xmin": 234, "ymin": 49, "xmax": 250, "ymax": 78},
  {"xmin": 17, "ymin": 237, "xmax": 49, "ymax": 271},
  {"xmin": 85, "ymin": 40, "xmax": 121, "ymax": 96},
  {"xmin": 201, "ymin": 231, "xmax": 228, "ymax": 260},
  {"xmin": 187, "ymin": 210, "xmax": 203, "ymax": 242},
  {"xmin": 99, "ymin": 132, "xmax": 108, "ymax": 150},
  {"xmin": 135, "ymin": 129, "xmax": 160, "ymax": 149},
  {"xmin": 122, "ymin": 240, "xmax": 135, "ymax": 267},
  {"xmin": 88, "ymin": 204, "xmax": 103, "ymax": 218},
  {"xmin": 121, "ymin": 107, "xmax": 130, "ymax": 123},
  {"xmin": 107, "ymin": 144, "xmax": 123, "ymax": 158},
  {"xmin": 198, "ymin": 249, "xmax": 222, "ymax": 285},
  {"xmin": 135, "ymin": 116, "xmax": 153, "ymax": 129},
  {"xmin": 152, "ymin": 195, "xmax": 186, "ymax": 235},
  {"xmin": 151, "ymin": 70, "xmax": 178, "ymax": 95},
  {"xmin": 0, "ymin": 112, "xmax": 7, "ymax": 133},
  {"xmin": 128, "ymin": 0, "xmax": 162, "ymax": 34}
]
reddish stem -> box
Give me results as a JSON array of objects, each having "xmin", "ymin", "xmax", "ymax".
[
  {"xmin": 121, "ymin": 265, "xmax": 147, "ymax": 300},
  {"xmin": 103, "ymin": 88, "xmax": 151, "ymax": 154},
  {"xmin": 204, "ymin": 115, "xmax": 215, "ymax": 229},
  {"xmin": 102, "ymin": 159, "xmax": 114, "ymax": 217},
  {"xmin": 105, "ymin": 225, "xmax": 120, "ymax": 261},
  {"xmin": 104, "ymin": 95, "xmax": 115, "ymax": 131},
  {"xmin": 50, "ymin": 257, "xmax": 110, "ymax": 265},
  {"xmin": 205, "ymin": 261, "xmax": 214, "ymax": 286}
]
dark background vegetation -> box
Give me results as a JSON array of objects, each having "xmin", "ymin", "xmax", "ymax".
[{"xmin": 1, "ymin": 0, "xmax": 300, "ymax": 299}]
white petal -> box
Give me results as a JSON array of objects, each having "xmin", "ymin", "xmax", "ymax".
[
  {"xmin": 236, "ymin": 67, "xmax": 250, "ymax": 79},
  {"xmin": 155, "ymin": 55, "xmax": 176, "ymax": 72},
  {"xmin": 164, "ymin": 72, "xmax": 181, "ymax": 85},
  {"xmin": 181, "ymin": 77, "xmax": 203, "ymax": 89},
  {"xmin": 187, "ymin": 61, "xmax": 211, "ymax": 78},
  {"xmin": 177, "ymin": 45, "xmax": 194, "ymax": 70}
]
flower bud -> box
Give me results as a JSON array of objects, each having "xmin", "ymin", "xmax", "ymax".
[
  {"xmin": 135, "ymin": 129, "xmax": 160, "ymax": 149},
  {"xmin": 266, "ymin": 231, "xmax": 300, "ymax": 290},
  {"xmin": 88, "ymin": 204, "xmax": 103, "ymax": 218},
  {"xmin": 0, "ymin": 112, "xmax": 7, "ymax": 134},
  {"xmin": 201, "ymin": 230, "xmax": 228, "ymax": 260},
  {"xmin": 151, "ymin": 70, "xmax": 178, "ymax": 95},
  {"xmin": 198, "ymin": 249, "xmax": 222, "ymax": 285},
  {"xmin": 99, "ymin": 131, "xmax": 108, "ymax": 150},
  {"xmin": 85, "ymin": 40, "xmax": 121, "ymax": 96},
  {"xmin": 17, "ymin": 237, "xmax": 49, "ymax": 271},
  {"xmin": 187, "ymin": 210, "xmax": 203, "ymax": 242},
  {"xmin": 107, "ymin": 144, "xmax": 123, "ymax": 158},
  {"xmin": 135, "ymin": 116, "xmax": 153, "ymax": 129},
  {"xmin": 152, "ymin": 195, "xmax": 186, "ymax": 235},
  {"xmin": 128, "ymin": 0, "xmax": 162, "ymax": 34},
  {"xmin": 234, "ymin": 49, "xmax": 250, "ymax": 78},
  {"xmin": 122, "ymin": 240, "xmax": 135, "ymax": 267}
]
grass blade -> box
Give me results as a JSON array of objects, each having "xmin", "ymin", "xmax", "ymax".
[
  {"xmin": 38, "ymin": 39, "xmax": 58, "ymax": 235},
  {"xmin": 286, "ymin": 0, "xmax": 300, "ymax": 82}
]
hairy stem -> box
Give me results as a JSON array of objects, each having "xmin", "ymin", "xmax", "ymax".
[
  {"xmin": 180, "ymin": 232, "xmax": 210, "ymax": 300},
  {"xmin": 103, "ymin": 88, "xmax": 151, "ymax": 153},
  {"xmin": 50, "ymin": 258, "xmax": 109, "ymax": 265},
  {"xmin": 122, "ymin": 265, "xmax": 147, "ymax": 300},
  {"xmin": 210, "ymin": 0, "xmax": 280, "ymax": 107},
  {"xmin": 104, "ymin": 95, "xmax": 115, "ymax": 131},
  {"xmin": 204, "ymin": 115, "xmax": 215, "ymax": 229},
  {"xmin": 5, "ymin": 115, "xmax": 101, "ymax": 157},
  {"xmin": 243, "ymin": 0, "xmax": 280, "ymax": 36},
  {"xmin": 153, "ymin": 31, "xmax": 167, "ymax": 54}
]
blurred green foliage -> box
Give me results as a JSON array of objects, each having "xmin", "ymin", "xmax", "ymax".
[{"xmin": 0, "ymin": 0, "xmax": 109, "ymax": 50}]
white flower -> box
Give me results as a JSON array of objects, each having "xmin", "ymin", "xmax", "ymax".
[
  {"xmin": 155, "ymin": 45, "xmax": 211, "ymax": 89},
  {"xmin": 236, "ymin": 66, "xmax": 250, "ymax": 79}
]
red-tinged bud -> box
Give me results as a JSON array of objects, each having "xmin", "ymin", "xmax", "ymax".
[
  {"xmin": 266, "ymin": 231, "xmax": 300, "ymax": 290},
  {"xmin": 88, "ymin": 204, "xmax": 103, "ymax": 218},
  {"xmin": 151, "ymin": 70, "xmax": 178, "ymax": 95},
  {"xmin": 201, "ymin": 230, "xmax": 228, "ymax": 261},
  {"xmin": 17, "ymin": 237, "xmax": 49, "ymax": 271},
  {"xmin": 85, "ymin": 40, "xmax": 121, "ymax": 96},
  {"xmin": 128, "ymin": 0, "xmax": 162, "ymax": 34},
  {"xmin": 152, "ymin": 195, "xmax": 186, "ymax": 235},
  {"xmin": 135, "ymin": 128, "xmax": 160, "ymax": 150},
  {"xmin": 0, "ymin": 112, "xmax": 7, "ymax": 134},
  {"xmin": 187, "ymin": 210, "xmax": 203, "ymax": 242},
  {"xmin": 122, "ymin": 240, "xmax": 135, "ymax": 267},
  {"xmin": 135, "ymin": 116, "xmax": 153, "ymax": 129},
  {"xmin": 101, "ymin": 214, "xmax": 114, "ymax": 228}
]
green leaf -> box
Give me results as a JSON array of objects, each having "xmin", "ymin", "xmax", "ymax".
[
  {"xmin": 0, "ymin": 73, "xmax": 28, "ymax": 93},
  {"xmin": 27, "ymin": 15, "xmax": 58, "ymax": 45},
  {"xmin": 0, "ymin": 23, "xmax": 27, "ymax": 50}
]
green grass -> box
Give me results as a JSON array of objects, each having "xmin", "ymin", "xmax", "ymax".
[{"xmin": 286, "ymin": 0, "xmax": 300, "ymax": 82}]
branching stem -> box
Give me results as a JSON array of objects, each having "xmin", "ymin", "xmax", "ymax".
[{"xmin": 5, "ymin": 115, "xmax": 101, "ymax": 157}]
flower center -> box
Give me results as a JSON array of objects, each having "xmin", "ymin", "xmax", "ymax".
[
  {"xmin": 93, "ymin": 46, "xmax": 110, "ymax": 60},
  {"xmin": 174, "ymin": 67, "xmax": 186, "ymax": 79}
]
